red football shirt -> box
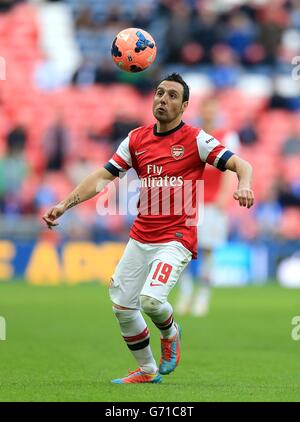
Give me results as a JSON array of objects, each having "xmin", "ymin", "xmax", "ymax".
[{"xmin": 105, "ymin": 121, "xmax": 234, "ymax": 258}]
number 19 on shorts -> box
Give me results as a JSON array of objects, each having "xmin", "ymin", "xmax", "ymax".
[{"xmin": 150, "ymin": 262, "xmax": 173, "ymax": 286}]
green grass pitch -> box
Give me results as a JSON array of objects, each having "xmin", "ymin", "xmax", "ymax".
[{"xmin": 0, "ymin": 281, "xmax": 299, "ymax": 402}]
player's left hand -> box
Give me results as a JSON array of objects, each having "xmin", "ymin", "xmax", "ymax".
[{"xmin": 233, "ymin": 188, "xmax": 254, "ymax": 208}]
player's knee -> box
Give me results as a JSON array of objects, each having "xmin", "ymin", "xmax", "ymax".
[
  {"xmin": 140, "ymin": 295, "xmax": 161, "ymax": 315},
  {"xmin": 112, "ymin": 306, "xmax": 137, "ymax": 323}
]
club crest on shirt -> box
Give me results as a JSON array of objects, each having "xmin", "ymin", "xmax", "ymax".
[{"xmin": 171, "ymin": 145, "xmax": 184, "ymax": 160}]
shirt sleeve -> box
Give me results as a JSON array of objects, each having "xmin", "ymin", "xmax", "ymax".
[
  {"xmin": 104, "ymin": 136, "xmax": 132, "ymax": 177},
  {"xmin": 196, "ymin": 129, "xmax": 234, "ymax": 172}
]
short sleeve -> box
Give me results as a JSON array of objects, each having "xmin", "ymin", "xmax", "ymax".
[
  {"xmin": 104, "ymin": 136, "xmax": 132, "ymax": 177},
  {"xmin": 196, "ymin": 129, "xmax": 234, "ymax": 172}
]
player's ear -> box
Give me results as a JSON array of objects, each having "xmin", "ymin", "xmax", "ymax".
[{"xmin": 181, "ymin": 101, "xmax": 188, "ymax": 113}]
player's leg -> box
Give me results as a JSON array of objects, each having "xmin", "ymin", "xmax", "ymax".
[
  {"xmin": 109, "ymin": 239, "xmax": 161, "ymax": 384},
  {"xmin": 111, "ymin": 303, "xmax": 161, "ymax": 384},
  {"xmin": 140, "ymin": 241, "xmax": 192, "ymax": 374}
]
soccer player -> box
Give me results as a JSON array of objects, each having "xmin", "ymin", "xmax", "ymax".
[
  {"xmin": 43, "ymin": 73, "xmax": 254, "ymax": 384},
  {"xmin": 175, "ymin": 96, "xmax": 240, "ymax": 316}
]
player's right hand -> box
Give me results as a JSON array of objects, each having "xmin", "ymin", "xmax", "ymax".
[
  {"xmin": 233, "ymin": 188, "xmax": 254, "ymax": 208},
  {"xmin": 42, "ymin": 204, "xmax": 65, "ymax": 229}
]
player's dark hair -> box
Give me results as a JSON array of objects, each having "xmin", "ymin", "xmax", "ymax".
[{"xmin": 159, "ymin": 73, "xmax": 190, "ymax": 103}]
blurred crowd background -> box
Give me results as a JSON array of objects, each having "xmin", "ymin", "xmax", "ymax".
[{"xmin": 0, "ymin": 0, "xmax": 300, "ymax": 284}]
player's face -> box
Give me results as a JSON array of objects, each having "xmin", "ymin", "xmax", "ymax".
[{"xmin": 153, "ymin": 81, "xmax": 188, "ymax": 123}]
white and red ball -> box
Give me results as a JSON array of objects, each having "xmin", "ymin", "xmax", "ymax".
[{"xmin": 111, "ymin": 28, "xmax": 157, "ymax": 73}]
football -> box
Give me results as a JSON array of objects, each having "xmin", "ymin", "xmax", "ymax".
[{"xmin": 111, "ymin": 28, "xmax": 157, "ymax": 73}]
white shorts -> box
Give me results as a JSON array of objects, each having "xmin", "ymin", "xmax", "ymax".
[
  {"xmin": 109, "ymin": 238, "xmax": 192, "ymax": 309},
  {"xmin": 197, "ymin": 204, "xmax": 229, "ymax": 249}
]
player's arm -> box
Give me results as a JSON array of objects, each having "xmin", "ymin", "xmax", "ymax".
[
  {"xmin": 225, "ymin": 155, "xmax": 254, "ymax": 208},
  {"xmin": 43, "ymin": 168, "xmax": 117, "ymax": 229}
]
